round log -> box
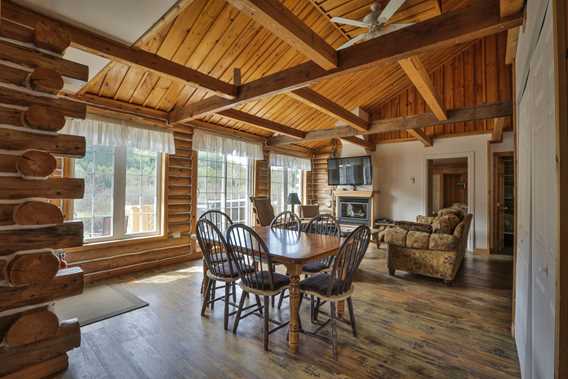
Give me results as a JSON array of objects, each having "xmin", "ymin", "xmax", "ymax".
[
  {"xmin": 4, "ymin": 309, "xmax": 59, "ymax": 347},
  {"xmin": 17, "ymin": 150, "xmax": 57, "ymax": 177},
  {"xmin": 13, "ymin": 201, "xmax": 64, "ymax": 226},
  {"xmin": 28, "ymin": 67, "xmax": 64, "ymax": 94},
  {"xmin": 5, "ymin": 251, "xmax": 60, "ymax": 286},
  {"xmin": 23, "ymin": 105, "xmax": 66, "ymax": 132},
  {"xmin": 33, "ymin": 20, "xmax": 71, "ymax": 54}
]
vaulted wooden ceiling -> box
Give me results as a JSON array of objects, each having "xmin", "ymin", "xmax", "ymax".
[{"xmin": 77, "ymin": 0, "xmax": 515, "ymax": 150}]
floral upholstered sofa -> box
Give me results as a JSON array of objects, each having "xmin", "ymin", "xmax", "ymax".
[{"xmin": 384, "ymin": 205, "xmax": 472, "ymax": 284}]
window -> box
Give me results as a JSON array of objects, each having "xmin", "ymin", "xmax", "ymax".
[
  {"xmin": 197, "ymin": 151, "xmax": 253, "ymax": 224},
  {"xmin": 74, "ymin": 143, "xmax": 162, "ymax": 241},
  {"xmin": 270, "ymin": 166, "xmax": 303, "ymax": 214}
]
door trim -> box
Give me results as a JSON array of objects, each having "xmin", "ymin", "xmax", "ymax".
[{"xmin": 489, "ymin": 151, "xmax": 515, "ymax": 254}]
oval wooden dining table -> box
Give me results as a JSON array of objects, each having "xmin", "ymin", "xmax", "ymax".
[{"xmin": 235, "ymin": 226, "xmax": 342, "ymax": 353}]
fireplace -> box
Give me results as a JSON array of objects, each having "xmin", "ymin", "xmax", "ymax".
[{"xmin": 338, "ymin": 197, "xmax": 370, "ymax": 225}]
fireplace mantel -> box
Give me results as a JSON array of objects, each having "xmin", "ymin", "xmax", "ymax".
[{"xmin": 334, "ymin": 190, "xmax": 374, "ymax": 198}]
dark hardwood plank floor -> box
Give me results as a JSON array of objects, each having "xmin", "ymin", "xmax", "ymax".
[{"xmin": 58, "ymin": 246, "xmax": 520, "ymax": 379}]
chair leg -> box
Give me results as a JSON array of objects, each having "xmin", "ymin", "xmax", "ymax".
[
  {"xmin": 298, "ymin": 293, "xmax": 304, "ymax": 333},
  {"xmin": 263, "ymin": 296, "xmax": 270, "ymax": 351},
  {"xmin": 347, "ymin": 297, "xmax": 357, "ymax": 338},
  {"xmin": 232, "ymin": 283, "xmax": 237, "ymax": 303},
  {"xmin": 201, "ymin": 278, "xmax": 212, "ymax": 316},
  {"xmin": 232, "ymin": 291, "xmax": 247, "ymax": 334},
  {"xmin": 271, "ymin": 294, "xmax": 275, "ymax": 308},
  {"xmin": 255, "ymin": 295, "xmax": 263, "ymax": 316},
  {"xmin": 223, "ymin": 283, "xmax": 231, "ymax": 331},
  {"xmin": 314, "ymin": 298, "xmax": 321, "ymax": 322},
  {"xmin": 277, "ymin": 289, "xmax": 286, "ymax": 309},
  {"xmin": 310, "ymin": 295, "xmax": 315, "ymax": 322},
  {"xmin": 210, "ymin": 280, "xmax": 217, "ymax": 311},
  {"xmin": 330, "ymin": 301, "xmax": 338, "ymax": 360}
]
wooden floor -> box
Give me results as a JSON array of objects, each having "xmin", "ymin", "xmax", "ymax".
[{"xmin": 59, "ymin": 246, "xmax": 520, "ymax": 379}]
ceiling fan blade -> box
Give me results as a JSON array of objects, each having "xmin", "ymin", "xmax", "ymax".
[
  {"xmin": 378, "ymin": 0, "xmax": 407, "ymax": 24},
  {"xmin": 337, "ymin": 33, "xmax": 370, "ymax": 50},
  {"xmin": 330, "ymin": 16, "xmax": 370, "ymax": 29}
]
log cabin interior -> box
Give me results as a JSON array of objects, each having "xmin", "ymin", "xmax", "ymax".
[{"xmin": 0, "ymin": 0, "xmax": 566, "ymax": 378}]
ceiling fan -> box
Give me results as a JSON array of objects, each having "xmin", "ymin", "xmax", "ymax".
[{"xmin": 331, "ymin": 0, "xmax": 414, "ymax": 50}]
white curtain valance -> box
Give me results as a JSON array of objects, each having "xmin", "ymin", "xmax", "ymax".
[
  {"xmin": 192, "ymin": 129, "xmax": 263, "ymax": 160},
  {"xmin": 270, "ymin": 153, "xmax": 311, "ymax": 171},
  {"xmin": 62, "ymin": 116, "xmax": 176, "ymax": 154}
]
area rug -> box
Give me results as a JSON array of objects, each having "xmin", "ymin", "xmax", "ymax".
[{"xmin": 54, "ymin": 285, "xmax": 149, "ymax": 326}]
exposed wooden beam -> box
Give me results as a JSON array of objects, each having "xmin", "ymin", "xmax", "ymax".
[
  {"xmin": 1, "ymin": 1, "xmax": 237, "ymax": 99},
  {"xmin": 501, "ymin": 0, "xmax": 524, "ymax": 65},
  {"xmin": 64, "ymin": 93, "xmax": 168, "ymax": 122},
  {"xmin": 407, "ymin": 129, "xmax": 433, "ymax": 146},
  {"xmin": 433, "ymin": 0, "xmax": 443, "ymax": 15},
  {"xmin": 490, "ymin": 117, "xmax": 505, "ymax": 143},
  {"xmin": 341, "ymin": 136, "xmax": 376, "ymax": 151},
  {"xmin": 505, "ymin": 27, "xmax": 520, "ymax": 64},
  {"xmin": 269, "ymin": 102, "xmax": 513, "ymax": 145},
  {"xmin": 500, "ymin": 0, "xmax": 524, "ymax": 17},
  {"xmin": 217, "ymin": 109, "xmax": 306, "ymax": 139},
  {"xmin": 399, "ymin": 56, "xmax": 447, "ymax": 120},
  {"xmin": 288, "ymin": 88, "xmax": 369, "ymax": 131},
  {"xmin": 170, "ymin": 0, "xmax": 523, "ymax": 123},
  {"xmin": 226, "ymin": 0, "xmax": 337, "ymax": 70}
]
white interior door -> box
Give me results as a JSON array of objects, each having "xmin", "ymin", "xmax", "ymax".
[
  {"xmin": 515, "ymin": 80, "xmax": 532, "ymax": 378},
  {"xmin": 529, "ymin": 6, "xmax": 556, "ymax": 378}
]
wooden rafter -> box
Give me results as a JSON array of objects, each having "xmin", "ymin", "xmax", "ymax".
[
  {"xmin": 501, "ymin": 0, "xmax": 525, "ymax": 65},
  {"xmin": 1, "ymin": 1, "xmax": 238, "ymax": 99},
  {"xmin": 288, "ymin": 88, "xmax": 369, "ymax": 131},
  {"xmin": 269, "ymin": 102, "xmax": 513, "ymax": 145},
  {"xmin": 170, "ymin": 0, "xmax": 523, "ymax": 123},
  {"xmin": 407, "ymin": 129, "xmax": 433, "ymax": 147},
  {"xmin": 341, "ymin": 136, "xmax": 376, "ymax": 151},
  {"xmin": 226, "ymin": 0, "xmax": 337, "ymax": 70},
  {"xmin": 399, "ymin": 56, "xmax": 447, "ymax": 121},
  {"xmin": 217, "ymin": 109, "xmax": 306, "ymax": 139}
]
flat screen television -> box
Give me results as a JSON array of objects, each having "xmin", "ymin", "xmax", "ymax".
[{"xmin": 328, "ymin": 156, "xmax": 372, "ymax": 186}]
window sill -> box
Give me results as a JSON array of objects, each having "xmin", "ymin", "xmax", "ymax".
[{"xmin": 66, "ymin": 233, "xmax": 169, "ymax": 253}]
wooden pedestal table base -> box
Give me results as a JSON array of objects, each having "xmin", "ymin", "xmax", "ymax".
[{"xmin": 285, "ymin": 263, "xmax": 301, "ymax": 353}]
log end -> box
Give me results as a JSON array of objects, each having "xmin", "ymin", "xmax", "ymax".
[
  {"xmin": 13, "ymin": 201, "xmax": 64, "ymax": 226},
  {"xmin": 29, "ymin": 68, "xmax": 64, "ymax": 94},
  {"xmin": 17, "ymin": 150, "xmax": 57, "ymax": 177},
  {"xmin": 33, "ymin": 20, "xmax": 71, "ymax": 54},
  {"xmin": 6, "ymin": 252, "xmax": 61, "ymax": 286},
  {"xmin": 4, "ymin": 309, "xmax": 60, "ymax": 347},
  {"xmin": 23, "ymin": 105, "xmax": 66, "ymax": 132}
]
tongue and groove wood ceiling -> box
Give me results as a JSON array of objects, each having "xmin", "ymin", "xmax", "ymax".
[{"xmin": 82, "ymin": 0, "xmax": 497, "ymax": 148}]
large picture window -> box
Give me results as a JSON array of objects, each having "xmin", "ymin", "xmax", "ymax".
[
  {"xmin": 197, "ymin": 151, "xmax": 253, "ymax": 224},
  {"xmin": 74, "ymin": 143, "xmax": 162, "ymax": 242}
]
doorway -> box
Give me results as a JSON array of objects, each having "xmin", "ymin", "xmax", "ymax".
[
  {"xmin": 492, "ymin": 152, "xmax": 515, "ymax": 255},
  {"xmin": 427, "ymin": 157, "xmax": 468, "ymax": 215}
]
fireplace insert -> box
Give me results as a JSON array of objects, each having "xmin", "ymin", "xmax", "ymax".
[{"xmin": 338, "ymin": 197, "xmax": 370, "ymax": 225}]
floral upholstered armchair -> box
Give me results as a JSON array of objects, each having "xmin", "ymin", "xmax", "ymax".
[{"xmin": 384, "ymin": 206, "xmax": 472, "ymax": 285}]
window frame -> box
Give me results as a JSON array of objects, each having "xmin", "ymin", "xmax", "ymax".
[
  {"xmin": 196, "ymin": 151, "xmax": 254, "ymax": 225},
  {"xmin": 270, "ymin": 166, "xmax": 304, "ymax": 215},
  {"xmin": 71, "ymin": 144, "xmax": 165, "ymax": 244}
]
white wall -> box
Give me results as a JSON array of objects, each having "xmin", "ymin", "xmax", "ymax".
[{"xmin": 371, "ymin": 133, "xmax": 513, "ymax": 251}]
